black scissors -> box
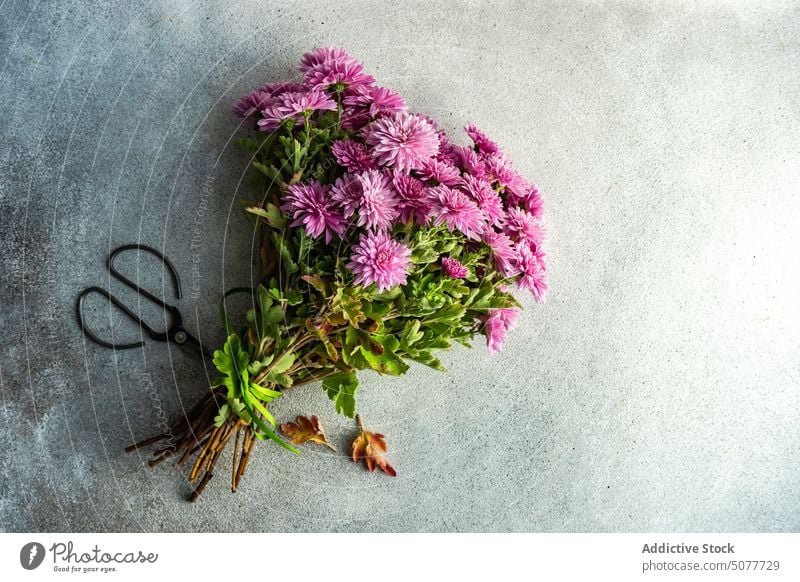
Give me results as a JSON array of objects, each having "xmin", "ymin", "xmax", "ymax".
[{"xmin": 76, "ymin": 244, "xmax": 209, "ymax": 359}]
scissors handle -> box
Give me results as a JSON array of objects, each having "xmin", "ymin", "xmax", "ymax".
[
  {"xmin": 77, "ymin": 286, "xmax": 156, "ymax": 349},
  {"xmin": 109, "ymin": 244, "xmax": 181, "ymax": 306},
  {"xmin": 76, "ymin": 245, "xmax": 209, "ymax": 359}
]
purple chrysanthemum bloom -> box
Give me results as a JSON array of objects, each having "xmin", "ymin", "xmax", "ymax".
[
  {"xmin": 330, "ymin": 174, "xmax": 362, "ymax": 218},
  {"xmin": 280, "ymin": 181, "xmax": 345, "ymax": 244},
  {"xmin": 415, "ymin": 158, "xmax": 462, "ymax": 186},
  {"xmin": 483, "ymin": 307, "xmax": 519, "ymax": 353},
  {"xmin": 365, "ymin": 113, "xmax": 440, "ymax": 172},
  {"xmin": 434, "ymin": 132, "xmax": 458, "ymax": 165},
  {"xmin": 427, "ymin": 185, "xmax": 486, "ymax": 240},
  {"xmin": 465, "ymin": 124, "xmax": 501, "ymax": 156},
  {"xmin": 460, "ymin": 175, "xmax": 504, "ymax": 227},
  {"xmin": 485, "ymin": 153, "xmax": 530, "ymax": 199},
  {"xmin": 519, "ymin": 183, "xmax": 544, "ymax": 219},
  {"xmin": 299, "ymin": 46, "xmax": 355, "ymax": 72},
  {"xmin": 331, "ymin": 139, "xmax": 378, "ymax": 173},
  {"xmin": 340, "ymin": 107, "xmax": 371, "ymax": 130},
  {"xmin": 392, "ymin": 173, "xmax": 431, "ymax": 225},
  {"xmin": 347, "ymin": 230, "xmax": 411, "ymax": 292},
  {"xmin": 483, "ymin": 229, "xmax": 519, "ymax": 277},
  {"xmin": 344, "ymin": 85, "xmax": 407, "ymax": 118},
  {"xmin": 503, "ymin": 207, "xmax": 545, "ymax": 250},
  {"xmin": 259, "ymin": 81, "xmax": 308, "ymax": 96},
  {"xmin": 516, "ymin": 244, "xmax": 548, "ymax": 303},
  {"xmin": 301, "ymin": 47, "xmax": 375, "ymax": 90},
  {"xmin": 354, "ymin": 170, "xmax": 398, "ymax": 230},
  {"xmin": 258, "ymin": 89, "xmax": 337, "ymax": 131},
  {"xmin": 417, "ymin": 113, "xmax": 441, "ymax": 131},
  {"xmin": 533, "ymin": 246, "xmax": 548, "ymax": 272},
  {"xmin": 451, "ymin": 145, "xmax": 487, "ymax": 179},
  {"xmin": 232, "ymin": 89, "xmax": 271, "ymax": 118},
  {"xmin": 434, "ymin": 141, "xmax": 461, "ymax": 166},
  {"xmin": 441, "ymin": 256, "xmax": 469, "ymax": 279}
]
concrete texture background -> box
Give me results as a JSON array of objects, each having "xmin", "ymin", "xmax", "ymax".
[{"xmin": 1, "ymin": 0, "xmax": 799, "ymax": 532}]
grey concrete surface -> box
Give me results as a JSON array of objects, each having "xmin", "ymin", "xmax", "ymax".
[{"xmin": 1, "ymin": 0, "xmax": 799, "ymax": 532}]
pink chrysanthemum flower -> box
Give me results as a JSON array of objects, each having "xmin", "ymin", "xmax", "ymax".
[
  {"xmin": 441, "ymin": 256, "xmax": 469, "ymax": 279},
  {"xmin": 354, "ymin": 170, "xmax": 398, "ymax": 230},
  {"xmin": 280, "ymin": 181, "xmax": 345, "ymax": 244},
  {"xmin": 434, "ymin": 141, "xmax": 460, "ymax": 166},
  {"xmin": 485, "ymin": 154, "xmax": 530, "ymax": 199},
  {"xmin": 434, "ymin": 132, "xmax": 458, "ymax": 165},
  {"xmin": 330, "ymin": 174, "xmax": 362, "ymax": 218},
  {"xmin": 298, "ymin": 46, "xmax": 354, "ymax": 72},
  {"xmin": 451, "ymin": 145, "xmax": 487, "ymax": 179},
  {"xmin": 340, "ymin": 107, "xmax": 371, "ymax": 130},
  {"xmin": 461, "ymin": 175, "xmax": 504, "ymax": 227},
  {"xmin": 331, "ymin": 139, "xmax": 378, "ymax": 172},
  {"xmin": 503, "ymin": 207, "xmax": 545, "ymax": 250},
  {"xmin": 232, "ymin": 89, "xmax": 271, "ymax": 118},
  {"xmin": 516, "ymin": 244, "xmax": 548, "ymax": 303},
  {"xmin": 465, "ymin": 124, "xmax": 501, "ymax": 156},
  {"xmin": 483, "ymin": 307, "xmax": 519, "ymax": 353},
  {"xmin": 483, "ymin": 230, "xmax": 519, "ymax": 277},
  {"xmin": 520, "ymin": 183, "xmax": 544, "ymax": 219},
  {"xmin": 259, "ymin": 90, "xmax": 337, "ymax": 131},
  {"xmin": 301, "ymin": 47, "xmax": 374, "ymax": 89},
  {"xmin": 347, "ymin": 231, "xmax": 411, "ymax": 292},
  {"xmin": 415, "ymin": 158, "xmax": 462, "ymax": 186},
  {"xmin": 259, "ymin": 81, "xmax": 308, "ymax": 96},
  {"xmin": 417, "ymin": 113, "xmax": 441, "ymax": 131},
  {"xmin": 344, "ymin": 85, "xmax": 407, "ymax": 118},
  {"xmin": 392, "ymin": 173, "xmax": 431, "ymax": 225},
  {"xmin": 427, "ymin": 185, "xmax": 486, "ymax": 240},
  {"xmin": 365, "ymin": 113, "xmax": 440, "ymax": 172},
  {"xmin": 534, "ymin": 247, "xmax": 547, "ymax": 271}
]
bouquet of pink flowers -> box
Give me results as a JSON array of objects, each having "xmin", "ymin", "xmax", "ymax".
[{"xmin": 134, "ymin": 47, "xmax": 548, "ymax": 499}]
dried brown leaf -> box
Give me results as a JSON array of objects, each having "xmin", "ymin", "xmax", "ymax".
[
  {"xmin": 351, "ymin": 415, "xmax": 396, "ymax": 477},
  {"xmin": 280, "ymin": 415, "xmax": 336, "ymax": 451}
]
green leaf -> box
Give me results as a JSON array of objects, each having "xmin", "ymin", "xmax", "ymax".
[
  {"xmin": 265, "ymin": 372, "xmax": 293, "ymax": 388},
  {"xmin": 400, "ymin": 320, "xmax": 424, "ymax": 349},
  {"xmin": 284, "ymin": 290, "xmax": 304, "ymax": 305},
  {"xmin": 213, "ymin": 404, "xmax": 229, "ymax": 428},
  {"xmin": 322, "ymin": 372, "xmax": 359, "ymax": 418},
  {"xmin": 408, "ymin": 350, "xmax": 446, "ymax": 372},
  {"xmin": 272, "ymin": 232, "xmax": 298, "ymax": 274},
  {"xmin": 310, "ymin": 329, "xmax": 339, "ymax": 362},
  {"xmin": 262, "ymin": 305, "xmax": 284, "ymax": 325},
  {"xmin": 229, "ymin": 397, "xmax": 248, "ymax": 420},
  {"xmin": 301, "ymin": 274, "xmax": 328, "ymax": 294},
  {"xmin": 370, "ymin": 286, "xmax": 402, "ymax": 302},
  {"xmin": 465, "ymin": 279, "xmax": 496, "ymax": 310},
  {"xmin": 332, "ymin": 287, "xmax": 365, "ymax": 326},
  {"xmin": 235, "ymin": 137, "xmax": 258, "ymax": 154},
  {"xmin": 247, "ymin": 355, "xmax": 274, "ymax": 375},
  {"xmin": 424, "ymin": 304, "xmax": 466, "ymax": 324},
  {"xmin": 245, "ymin": 203, "xmax": 286, "ymax": 229},
  {"xmin": 341, "ymin": 326, "xmax": 369, "ymax": 368},
  {"xmin": 376, "ymin": 334, "xmax": 400, "ymax": 354},
  {"xmin": 359, "ymin": 345, "xmax": 409, "ymax": 376},
  {"xmin": 270, "ymin": 352, "xmax": 295, "ymax": 375},
  {"xmin": 211, "ymin": 334, "xmax": 250, "ymax": 398},
  {"xmin": 252, "ymin": 161, "xmax": 280, "ymax": 180},
  {"xmin": 242, "ymin": 385, "xmax": 277, "ymax": 428},
  {"xmin": 362, "ymin": 301, "xmax": 391, "ymax": 320},
  {"xmin": 249, "ymin": 381, "xmax": 282, "ymax": 402}
]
